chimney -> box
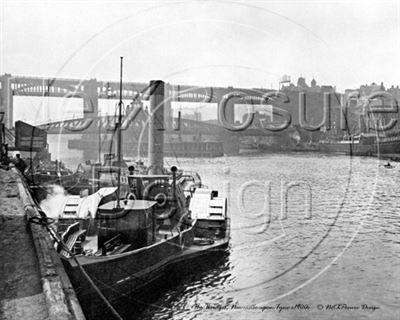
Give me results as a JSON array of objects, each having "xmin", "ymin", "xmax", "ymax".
[{"xmin": 148, "ymin": 80, "xmax": 164, "ymax": 174}]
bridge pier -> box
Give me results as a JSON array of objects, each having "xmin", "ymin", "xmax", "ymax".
[
  {"xmin": 82, "ymin": 79, "xmax": 99, "ymax": 117},
  {"xmin": 0, "ymin": 74, "xmax": 13, "ymax": 128},
  {"xmin": 218, "ymin": 99, "xmax": 239, "ymax": 155}
]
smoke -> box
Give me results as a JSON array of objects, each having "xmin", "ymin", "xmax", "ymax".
[
  {"xmin": 39, "ymin": 185, "xmax": 117, "ymax": 220},
  {"xmin": 40, "ymin": 184, "xmax": 68, "ymax": 219}
]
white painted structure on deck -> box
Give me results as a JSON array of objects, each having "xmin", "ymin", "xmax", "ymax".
[{"xmin": 189, "ymin": 188, "xmax": 226, "ymax": 220}]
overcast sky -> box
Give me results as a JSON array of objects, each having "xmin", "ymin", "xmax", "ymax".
[{"xmin": 2, "ymin": 0, "xmax": 399, "ymax": 92}]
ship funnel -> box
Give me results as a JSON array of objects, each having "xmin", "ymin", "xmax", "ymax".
[{"xmin": 148, "ymin": 80, "xmax": 165, "ymax": 174}]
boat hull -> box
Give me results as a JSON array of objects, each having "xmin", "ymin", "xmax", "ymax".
[
  {"xmin": 319, "ymin": 133, "xmax": 400, "ymax": 156},
  {"xmin": 61, "ymin": 227, "xmax": 229, "ymax": 320},
  {"xmin": 319, "ymin": 142, "xmax": 371, "ymax": 155},
  {"xmin": 373, "ymin": 139, "xmax": 400, "ymax": 154}
]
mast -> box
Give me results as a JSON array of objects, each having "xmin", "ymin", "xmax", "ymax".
[
  {"xmin": 116, "ymin": 57, "xmax": 123, "ymax": 208},
  {"xmin": 98, "ymin": 116, "xmax": 101, "ymax": 164}
]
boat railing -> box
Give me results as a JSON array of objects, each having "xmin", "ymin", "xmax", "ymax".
[{"xmin": 177, "ymin": 170, "xmax": 203, "ymax": 190}]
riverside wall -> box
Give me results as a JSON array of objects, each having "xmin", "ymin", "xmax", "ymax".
[{"xmin": 0, "ymin": 167, "xmax": 85, "ymax": 320}]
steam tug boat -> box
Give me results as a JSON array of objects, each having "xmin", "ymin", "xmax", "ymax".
[
  {"xmin": 45, "ymin": 74, "xmax": 230, "ymax": 319},
  {"xmin": 55, "ymin": 166, "xmax": 229, "ymax": 318}
]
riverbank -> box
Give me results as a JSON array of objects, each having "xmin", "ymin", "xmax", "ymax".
[{"xmin": 0, "ymin": 168, "xmax": 85, "ymax": 320}]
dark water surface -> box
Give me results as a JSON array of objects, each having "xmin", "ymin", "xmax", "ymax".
[{"xmin": 52, "ymin": 144, "xmax": 400, "ymax": 319}]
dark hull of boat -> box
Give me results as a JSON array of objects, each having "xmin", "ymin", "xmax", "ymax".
[
  {"xmin": 373, "ymin": 140, "xmax": 400, "ymax": 154},
  {"xmin": 319, "ymin": 139, "xmax": 400, "ymax": 156},
  {"xmin": 61, "ymin": 227, "xmax": 229, "ymax": 320},
  {"xmin": 319, "ymin": 142, "xmax": 371, "ymax": 155}
]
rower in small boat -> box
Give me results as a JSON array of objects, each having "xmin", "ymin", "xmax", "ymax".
[{"xmin": 384, "ymin": 161, "xmax": 395, "ymax": 169}]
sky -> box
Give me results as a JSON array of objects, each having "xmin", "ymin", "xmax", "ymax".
[{"xmin": 1, "ymin": 0, "xmax": 400, "ymax": 122}]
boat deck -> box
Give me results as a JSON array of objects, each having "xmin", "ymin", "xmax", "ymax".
[
  {"xmin": 75, "ymin": 227, "xmax": 182, "ymax": 256},
  {"xmin": 65, "ymin": 228, "xmax": 227, "ymax": 260}
]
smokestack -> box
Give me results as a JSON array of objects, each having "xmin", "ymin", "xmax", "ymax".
[
  {"xmin": 148, "ymin": 80, "xmax": 164, "ymax": 174},
  {"xmin": 164, "ymin": 82, "xmax": 172, "ymax": 130}
]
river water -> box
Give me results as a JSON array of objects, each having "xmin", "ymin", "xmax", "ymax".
[{"xmin": 50, "ymin": 142, "xmax": 400, "ymax": 319}]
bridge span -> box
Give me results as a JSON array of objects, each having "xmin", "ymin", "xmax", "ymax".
[
  {"xmin": 0, "ymin": 73, "xmax": 278, "ymax": 129},
  {"xmin": 36, "ymin": 109, "xmax": 292, "ymax": 156},
  {"xmin": 1, "ymin": 74, "xmax": 302, "ymax": 156}
]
